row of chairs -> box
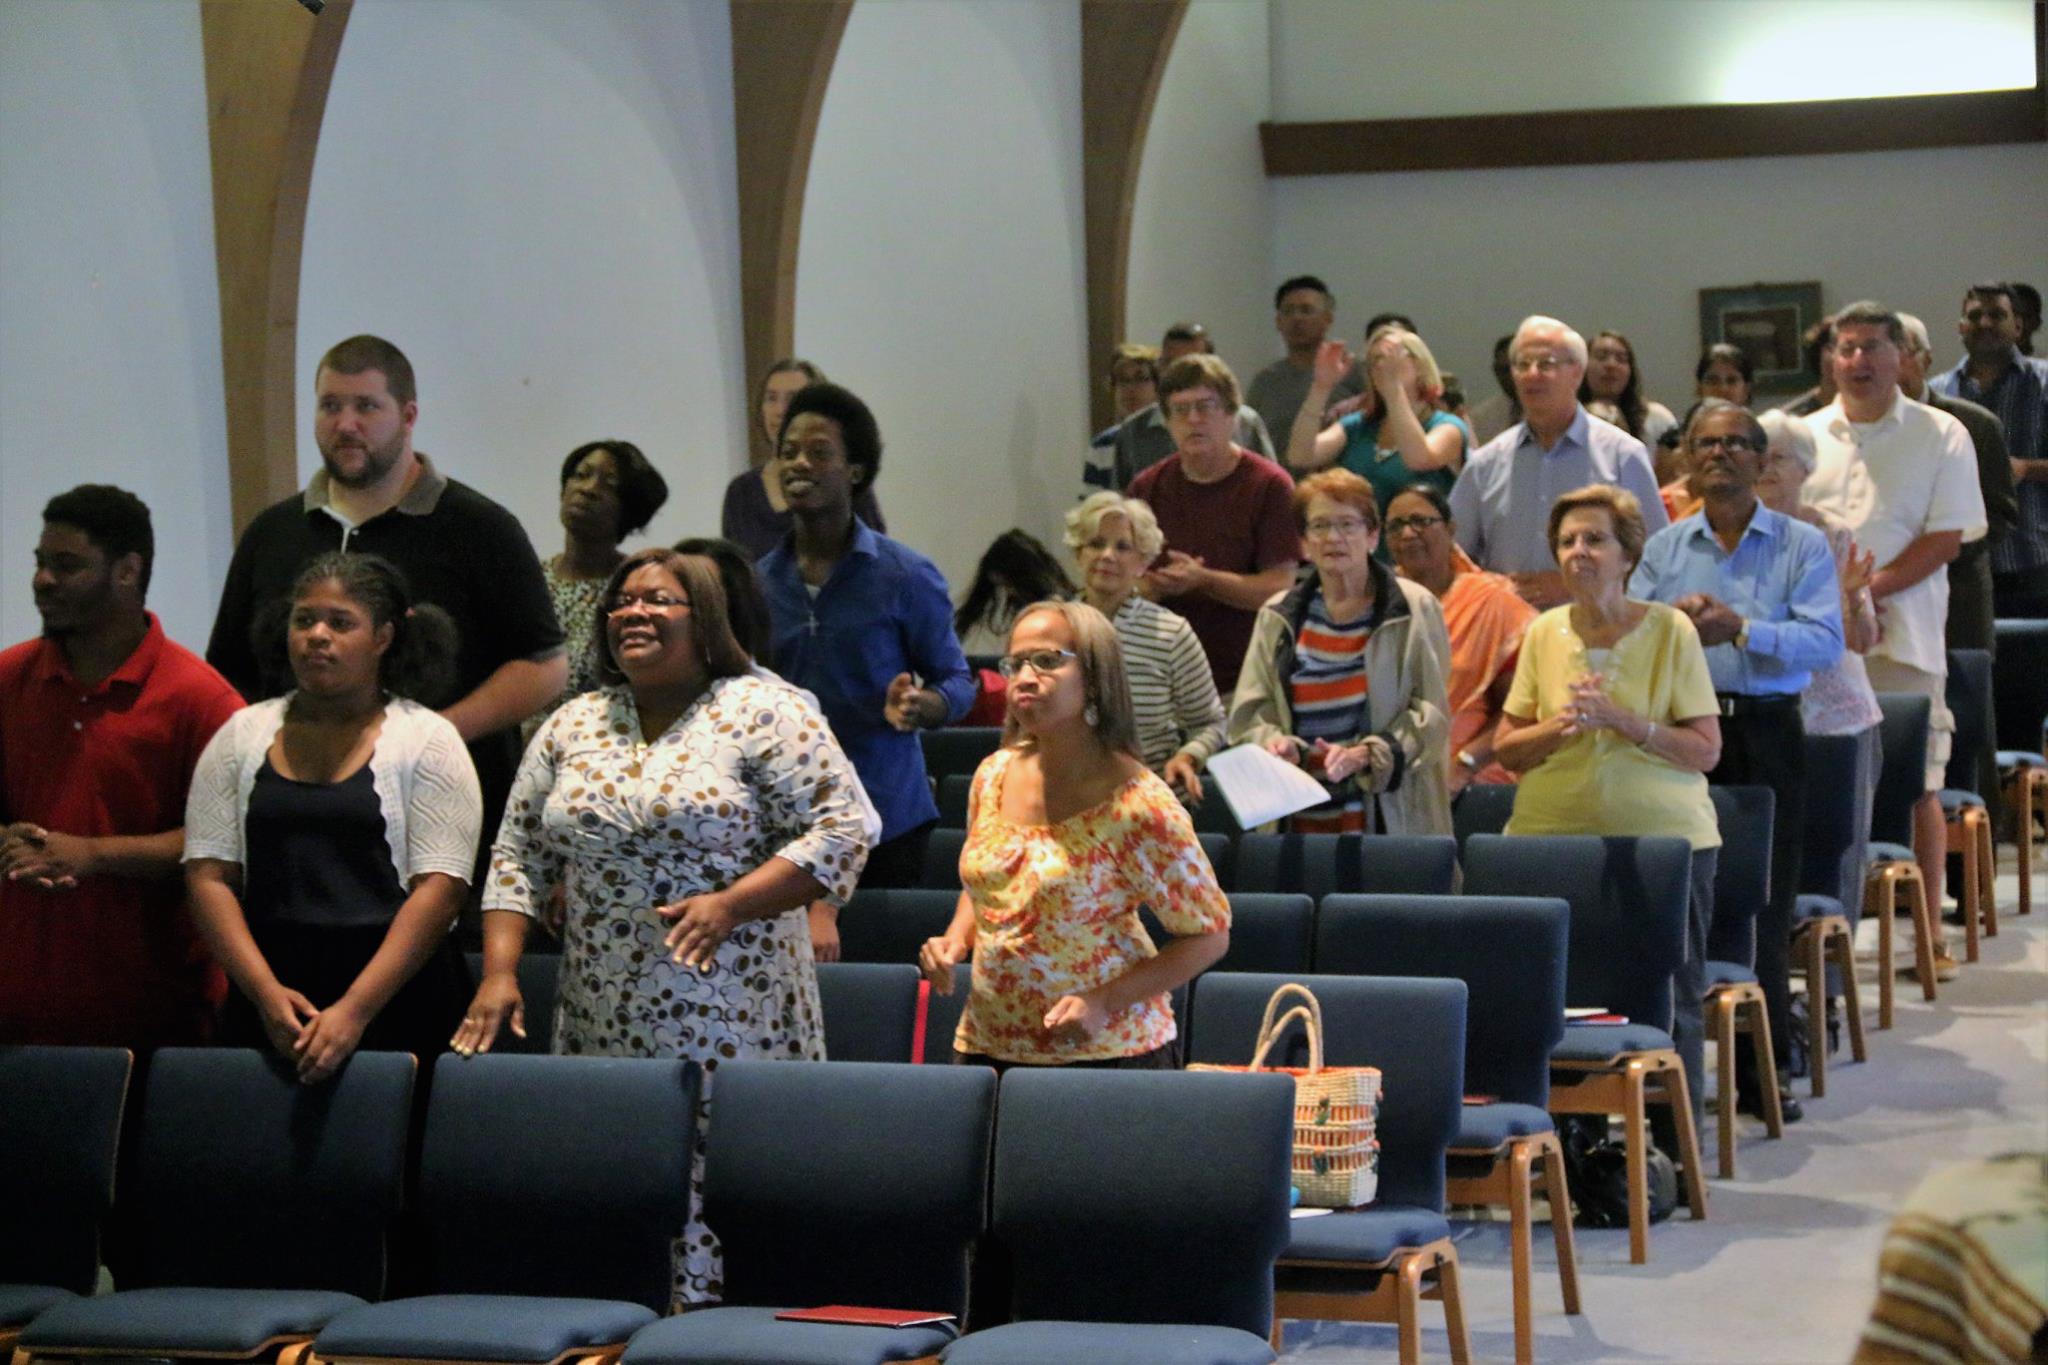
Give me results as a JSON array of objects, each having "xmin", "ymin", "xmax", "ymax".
[{"xmin": 4, "ymin": 975, "xmax": 1477, "ymax": 1365}]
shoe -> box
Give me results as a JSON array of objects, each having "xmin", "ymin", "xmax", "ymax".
[
  {"xmin": 1737, "ymin": 1086, "xmax": 1804, "ymax": 1124},
  {"xmin": 1904, "ymin": 950, "xmax": 1961, "ymax": 983}
]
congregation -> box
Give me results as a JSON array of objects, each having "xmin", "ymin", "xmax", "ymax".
[{"xmin": 3, "ymin": 276, "xmax": 2044, "ymax": 1342}]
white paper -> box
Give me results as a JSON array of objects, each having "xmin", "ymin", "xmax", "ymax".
[{"xmin": 1204, "ymin": 743, "xmax": 1332, "ymax": 829}]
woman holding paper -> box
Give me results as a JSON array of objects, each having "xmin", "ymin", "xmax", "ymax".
[
  {"xmin": 1226, "ymin": 468, "xmax": 1454, "ymax": 835},
  {"xmin": 1065, "ymin": 492, "xmax": 1225, "ymax": 802},
  {"xmin": 917, "ymin": 600, "xmax": 1229, "ymax": 1068}
]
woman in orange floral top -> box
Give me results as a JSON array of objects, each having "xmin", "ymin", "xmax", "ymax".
[{"xmin": 918, "ymin": 601, "xmax": 1230, "ymax": 1068}]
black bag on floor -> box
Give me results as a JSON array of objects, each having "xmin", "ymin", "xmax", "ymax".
[{"xmin": 1555, "ymin": 1114, "xmax": 1677, "ymax": 1228}]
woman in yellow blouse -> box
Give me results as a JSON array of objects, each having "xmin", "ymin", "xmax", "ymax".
[
  {"xmin": 917, "ymin": 600, "xmax": 1230, "ymax": 1069},
  {"xmin": 1495, "ymin": 483, "xmax": 1721, "ymax": 1138}
]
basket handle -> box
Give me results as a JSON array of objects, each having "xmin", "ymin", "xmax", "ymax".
[
  {"xmin": 1251, "ymin": 982, "xmax": 1324, "ymax": 1056},
  {"xmin": 1246, "ymin": 1004, "xmax": 1325, "ymax": 1074}
]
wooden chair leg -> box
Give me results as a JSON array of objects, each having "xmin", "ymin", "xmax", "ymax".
[
  {"xmin": 1396, "ymin": 1251, "xmax": 1424, "ymax": 1365},
  {"xmin": 1952, "ymin": 812, "xmax": 1980, "ymax": 963},
  {"xmin": 1438, "ymin": 1246, "xmax": 1473, "ymax": 1365},
  {"xmin": 1711, "ymin": 992, "xmax": 1736, "ymax": 1179},
  {"xmin": 1537, "ymin": 1133, "xmax": 1583, "ymax": 1315},
  {"xmin": 1662, "ymin": 1056, "xmax": 1709, "ymax": 1221},
  {"xmin": 1831, "ymin": 925, "xmax": 1868, "ymax": 1062},
  {"xmin": 1868, "ymin": 873, "xmax": 1895, "ymax": 1030},
  {"xmin": 2014, "ymin": 768, "xmax": 2042, "ymax": 916},
  {"xmin": 1805, "ymin": 924, "xmax": 1829, "ymax": 1098},
  {"xmin": 1976, "ymin": 810, "xmax": 1997, "ymax": 940},
  {"xmin": 1507, "ymin": 1139, "xmax": 1535, "ymax": 1364},
  {"xmin": 1904, "ymin": 868, "xmax": 1938, "ymax": 1001},
  {"xmin": 1624, "ymin": 1063, "xmax": 1650, "ymax": 1264},
  {"xmin": 1745, "ymin": 993, "xmax": 1784, "ymax": 1137}
]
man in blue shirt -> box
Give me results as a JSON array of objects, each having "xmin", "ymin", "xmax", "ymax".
[
  {"xmin": 1451, "ymin": 315, "xmax": 1667, "ymax": 607},
  {"xmin": 1632, "ymin": 399, "xmax": 1843, "ymax": 1122},
  {"xmin": 759, "ymin": 383, "xmax": 974, "ymax": 901}
]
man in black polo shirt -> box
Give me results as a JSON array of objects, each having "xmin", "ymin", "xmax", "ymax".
[{"xmin": 206, "ymin": 335, "xmax": 565, "ymax": 852}]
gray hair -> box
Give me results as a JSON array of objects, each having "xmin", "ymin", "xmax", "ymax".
[
  {"xmin": 1897, "ymin": 311, "xmax": 1932, "ymax": 356},
  {"xmin": 1064, "ymin": 491, "xmax": 1165, "ymax": 560},
  {"xmin": 1757, "ymin": 410, "xmax": 1818, "ymax": 475},
  {"xmin": 1511, "ymin": 315, "xmax": 1588, "ymax": 368}
]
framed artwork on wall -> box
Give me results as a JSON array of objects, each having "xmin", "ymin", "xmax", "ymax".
[{"xmin": 1698, "ymin": 281, "xmax": 1824, "ymax": 393}]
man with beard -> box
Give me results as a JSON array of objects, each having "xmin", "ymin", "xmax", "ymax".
[
  {"xmin": 2, "ymin": 485, "xmax": 243, "ymax": 1045},
  {"xmin": 206, "ymin": 336, "xmax": 564, "ymax": 855}
]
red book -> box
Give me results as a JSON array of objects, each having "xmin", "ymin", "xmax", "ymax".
[{"xmin": 774, "ymin": 1306, "xmax": 958, "ymax": 1329}]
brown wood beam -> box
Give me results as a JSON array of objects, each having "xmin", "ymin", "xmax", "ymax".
[
  {"xmin": 730, "ymin": 0, "xmax": 854, "ymax": 465},
  {"xmin": 201, "ymin": 0, "xmax": 352, "ymax": 533},
  {"xmin": 1081, "ymin": 0, "xmax": 1188, "ymax": 436}
]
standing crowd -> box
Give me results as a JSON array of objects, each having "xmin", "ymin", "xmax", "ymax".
[{"xmin": 3, "ymin": 276, "xmax": 2040, "ymax": 1303}]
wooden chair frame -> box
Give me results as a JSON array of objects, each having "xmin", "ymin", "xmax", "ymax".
[
  {"xmin": 1444, "ymin": 1133, "xmax": 1581, "ymax": 1365},
  {"xmin": 1945, "ymin": 803, "xmax": 1997, "ymax": 961},
  {"xmin": 1864, "ymin": 860, "xmax": 1938, "ymax": 1030},
  {"xmin": 291, "ymin": 1346, "xmax": 628, "ymax": 1365},
  {"xmin": 2001, "ymin": 764, "xmax": 2044, "ymax": 917},
  {"xmin": 20, "ymin": 1333, "xmax": 314, "ymax": 1364},
  {"xmin": 1789, "ymin": 913, "xmax": 1867, "ymax": 1097},
  {"xmin": 1703, "ymin": 982, "xmax": 1782, "ymax": 1179},
  {"xmin": 1273, "ymin": 1235, "xmax": 1472, "ymax": 1364},
  {"xmin": 1547, "ymin": 1050, "xmax": 1707, "ymax": 1265}
]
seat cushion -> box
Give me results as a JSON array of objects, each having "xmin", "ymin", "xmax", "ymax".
[
  {"xmin": 0, "ymin": 1284, "xmax": 75, "ymax": 1329},
  {"xmin": 1550, "ymin": 1021, "xmax": 1676, "ymax": 1062},
  {"xmin": 941, "ymin": 1321, "xmax": 1275, "ymax": 1364},
  {"xmin": 1705, "ymin": 960, "xmax": 1757, "ymax": 988},
  {"xmin": 1937, "ymin": 788, "xmax": 1986, "ymax": 813},
  {"xmin": 1281, "ymin": 1205, "xmax": 1452, "ymax": 1265},
  {"xmin": 1448, "ymin": 1101, "xmax": 1554, "ymax": 1152},
  {"xmin": 1792, "ymin": 893, "xmax": 1844, "ymax": 923},
  {"xmin": 21, "ymin": 1286, "xmax": 363, "ymax": 1353},
  {"xmin": 1868, "ymin": 841, "xmax": 1916, "ymax": 865},
  {"xmin": 624, "ymin": 1306, "xmax": 956, "ymax": 1365},
  {"xmin": 1997, "ymin": 750, "xmax": 2044, "ymax": 770},
  {"xmin": 316, "ymin": 1295, "xmax": 656, "ymax": 1362}
]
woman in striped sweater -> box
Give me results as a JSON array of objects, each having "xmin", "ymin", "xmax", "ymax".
[
  {"xmin": 1226, "ymin": 468, "xmax": 1453, "ymax": 835},
  {"xmin": 1063, "ymin": 493, "xmax": 1226, "ymax": 805}
]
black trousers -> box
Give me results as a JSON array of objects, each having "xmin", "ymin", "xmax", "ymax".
[{"xmin": 1708, "ymin": 701, "xmax": 1805, "ymax": 1076}]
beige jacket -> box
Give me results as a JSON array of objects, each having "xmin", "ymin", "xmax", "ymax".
[{"xmin": 1226, "ymin": 560, "xmax": 1454, "ymax": 837}]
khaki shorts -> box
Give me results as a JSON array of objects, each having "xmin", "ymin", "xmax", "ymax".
[{"xmin": 1864, "ymin": 656, "xmax": 1953, "ymax": 792}]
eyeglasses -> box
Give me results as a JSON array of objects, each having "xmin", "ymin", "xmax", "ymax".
[
  {"xmin": 1165, "ymin": 397, "xmax": 1226, "ymax": 420},
  {"xmin": 1385, "ymin": 514, "xmax": 1444, "ymax": 534},
  {"xmin": 1691, "ymin": 435, "xmax": 1757, "ymax": 454},
  {"xmin": 1510, "ymin": 355, "xmax": 1569, "ymax": 375},
  {"xmin": 606, "ymin": 592, "xmax": 690, "ymax": 615},
  {"xmin": 1305, "ymin": 517, "xmax": 1371, "ymax": 538},
  {"xmin": 996, "ymin": 648, "xmax": 1077, "ymax": 679}
]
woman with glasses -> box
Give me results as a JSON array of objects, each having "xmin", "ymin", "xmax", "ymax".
[
  {"xmin": 1063, "ymin": 492, "xmax": 1224, "ymax": 803},
  {"xmin": 1383, "ymin": 481, "xmax": 1535, "ymax": 793},
  {"xmin": 1228, "ymin": 468, "xmax": 1454, "ymax": 835},
  {"xmin": 453, "ymin": 547, "xmax": 870, "ymax": 1304},
  {"xmin": 1283, "ymin": 326, "xmax": 1471, "ymax": 524},
  {"xmin": 917, "ymin": 600, "xmax": 1229, "ymax": 1069}
]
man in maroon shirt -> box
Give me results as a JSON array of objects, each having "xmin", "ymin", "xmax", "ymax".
[
  {"xmin": 0, "ymin": 485, "xmax": 243, "ymax": 1047},
  {"xmin": 1129, "ymin": 354, "xmax": 1301, "ymax": 692}
]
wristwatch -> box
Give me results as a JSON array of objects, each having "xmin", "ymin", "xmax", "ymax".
[{"xmin": 1735, "ymin": 619, "xmax": 1752, "ymax": 649}]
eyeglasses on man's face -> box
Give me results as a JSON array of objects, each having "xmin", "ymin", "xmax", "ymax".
[
  {"xmin": 1385, "ymin": 514, "xmax": 1444, "ymax": 535},
  {"xmin": 607, "ymin": 592, "xmax": 690, "ymax": 616},
  {"xmin": 1510, "ymin": 354, "xmax": 1570, "ymax": 375},
  {"xmin": 1690, "ymin": 434, "xmax": 1757, "ymax": 454},
  {"xmin": 996, "ymin": 648, "xmax": 1077, "ymax": 680}
]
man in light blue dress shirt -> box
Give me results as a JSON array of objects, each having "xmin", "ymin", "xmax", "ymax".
[
  {"xmin": 1450, "ymin": 315, "xmax": 1668, "ymax": 607},
  {"xmin": 1631, "ymin": 399, "xmax": 1843, "ymax": 1122}
]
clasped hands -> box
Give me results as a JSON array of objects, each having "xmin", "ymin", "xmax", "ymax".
[
  {"xmin": 1264, "ymin": 734, "xmax": 1396, "ymax": 790},
  {"xmin": 1558, "ymin": 673, "xmax": 1644, "ymax": 740},
  {"xmin": 257, "ymin": 982, "xmax": 367, "ymax": 1085},
  {"xmin": 1671, "ymin": 592, "xmax": 1744, "ymax": 646},
  {"xmin": 919, "ymin": 935, "xmax": 1108, "ymax": 1041},
  {"xmin": 0, "ymin": 823, "xmax": 90, "ymax": 890},
  {"xmin": 1144, "ymin": 549, "xmax": 1206, "ymax": 600},
  {"xmin": 660, "ymin": 890, "xmax": 741, "ymax": 971}
]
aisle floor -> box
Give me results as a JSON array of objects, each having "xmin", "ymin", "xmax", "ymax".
[{"xmin": 1279, "ymin": 857, "xmax": 2048, "ymax": 1363}]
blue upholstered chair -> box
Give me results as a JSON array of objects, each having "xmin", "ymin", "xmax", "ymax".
[
  {"xmin": 1143, "ymin": 893, "xmax": 1313, "ymax": 975},
  {"xmin": 1187, "ymin": 792, "xmax": 1247, "ymax": 837},
  {"xmin": 1942, "ymin": 648, "xmax": 1998, "ymax": 959},
  {"xmin": 304, "ymin": 1054, "xmax": 698, "ymax": 1365},
  {"xmin": 463, "ymin": 950, "xmax": 559, "ymax": 1055},
  {"xmin": 919, "ymin": 829, "xmax": 970, "ymax": 890},
  {"xmin": 939, "ymin": 1068, "xmax": 1291, "ymax": 1365},
  {"xmin": 1465, "ymin": 834, "xmax": 1707, "ymax": 1265},
  {"xmin": 921, "ymin": 727, "xmax": 1002, "ymax": 782},
  {"xmin": 1185, "ymin": 974, "xmax": 1472, "ymax": 1364},
  {"xmin": 935, "ymin": 773, "xmax": 973, "ymax": 828},
  {"xmin": 1701, "ymin": 786, "xmax": 1784, "ymax": 1177},
  {"xmin": 1788, "ymin": 732, "xmax": 1870, "ymax": 1097},
  {"xmin": 816, "ymin": 962, "xmax": 924, "ymax": 1063},
  {"xmin": 920, "ymin": 963, "xmax": 974, "ymax": 1064},
  {"xmin": 625, "ymin": 1060, "xmax": 996, "ymax": 1365},
  {"xmin": 1991, "ymin": 619, "xmax": 2047, "ymax": 916},
  {"xmin": 838, "ymin": 888, "xmax": 958, "ymax": 967},
  {"xmin": 1869, "ymin": 694, "xmax": 1940, "ymax": 1024},
  {"xmin": 18, "ymin": 1048, "xmax": 413, "ymax": 1365},
  {"xmin": 1231, "ymin": 832, "xmax": 1457, "ymax": 898},
  {"xmin": 1313, "ymin": 896, "xmax": 1579, "ymax": 1364},
  {"xmin": 1451, "ymin": 783, "xmax": 1516, "ymax": 850},
  {"xmin": 0, "ymin": 1046, "xmax": 131, "ymax": 1354}
]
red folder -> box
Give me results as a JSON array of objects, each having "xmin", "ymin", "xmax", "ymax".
[{"xmin": 774, "ymin": 1306, "xmax": 958, "ymax": 1329}]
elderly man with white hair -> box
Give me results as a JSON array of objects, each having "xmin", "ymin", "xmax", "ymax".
[
  {"xmin": 1897, "ymin": 311, "xmax": 2017, "ymax": 651},
  {"xmin": 1448, "ymin": 314, "xmax": 1668, "ymax": 607}
]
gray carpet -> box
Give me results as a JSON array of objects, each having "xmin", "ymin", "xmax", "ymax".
[{"xmin": 1280, "ymin": 857, "xmax": 2048, "ymax": 1362}]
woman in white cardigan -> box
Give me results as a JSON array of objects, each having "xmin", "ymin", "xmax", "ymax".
[
  {"xmin": 1227, "ymin": 468, "xmax": 1453, "ymax": 836},
  {"xmin": 185, "ymin": 553, "xmax": 480, "ymax": 1084}
]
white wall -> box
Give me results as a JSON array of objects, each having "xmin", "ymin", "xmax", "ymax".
[
  {"xmin": 1127, "ymin": 0, "xmax": 1277, "ymax": 393},
  {"xmin": 0, "ymin": 0, "xmax": 230, "ymax": 650},
  {"xmin": 298, "ymin": 0, "xmax": 746, "ymax": 558},
  {"xmin": 795, "ymin": 0, "xmax": 1091, "ymax": 594}
]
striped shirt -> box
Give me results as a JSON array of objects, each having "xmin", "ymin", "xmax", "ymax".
[
  {"xmin": 1112, "ymin": 595, "xmax": 1227, "ymax": 773},
  {"xmin": 1288, "ymin": 592, "xmax": 1372, "ymax": 832}
]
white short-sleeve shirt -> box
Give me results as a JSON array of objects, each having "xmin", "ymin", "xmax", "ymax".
[{"xmin": 1802, "ymin": 392, "xmax": 1986, "ymax": 677}]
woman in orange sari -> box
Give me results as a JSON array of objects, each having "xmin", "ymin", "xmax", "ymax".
[{"xmin": 1384, "ymin": 482, "xmax": 1534, "ymax": 793}]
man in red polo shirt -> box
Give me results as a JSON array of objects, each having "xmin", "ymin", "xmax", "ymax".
[{"xmin": 1, "ymin": 485, "xmax": 243, "ymax": 1047}]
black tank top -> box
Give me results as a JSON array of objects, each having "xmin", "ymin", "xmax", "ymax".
[{"xmin": 243, "ymin": 758, "xmax": 406, "ymax": 928}]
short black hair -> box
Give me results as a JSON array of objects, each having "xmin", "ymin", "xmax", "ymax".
[
  {"xmin": 2009, "ymin": 281, "xmax": 2041, "ymax": 318},
  {"xmin": 1802, "ymin": 316, "xmax": 1838, "ymax": 374},
  {"xmin": 779, "ymin": 382, "xmax": 883, "ymax": 493},
  {"xmin": 1833, "ymin": 299, "xmax": 1905, "ymax": 348},
  {"xmin": 1388, "ymin": 480, "xmax": 1453, "ymax": 523},
  {"xmin": 1365, "ymin": 312, "xmax": 1415, "ymax": 336},
  {"xmin": 1161, "ymin": 321, "xmax": 1211, "ymax": 351},
  {"xmin": 1274, "ymin": 275, "xmax": 1333, "ymax": 309},
  {"xmin": 1962, "ymin": 280, "xmax": 2015, "ymax": 312},
  {"xmin": 1695, "ymin": 342, "xmax": 1754, "ymax": 386},
  {"xmin": 317, "ymin": 335, "xmax": 416, "ymax": 406},
  {"xmin": 259, "ymin": 553, "xmax": 460, "ymax": 704},
  {"xmin": 43, "ymin": 484, "xmax": 154, "ymax": 597},
  {"xmin": 559, "ymin": 440, "xmax": 670, "ymax": 538}
]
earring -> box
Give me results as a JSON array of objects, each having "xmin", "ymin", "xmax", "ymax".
[{"xmin": 1084, "ymin": 703, "xmax": 1100, "ymax": 728}]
